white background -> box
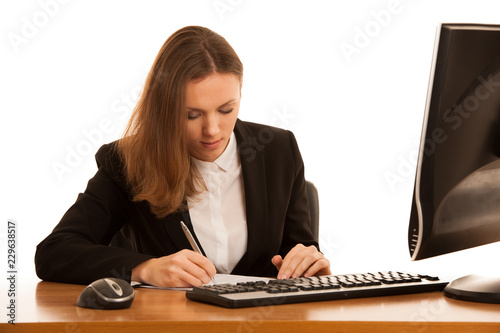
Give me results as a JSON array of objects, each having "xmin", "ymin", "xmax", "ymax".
[{"xmin": 2, "ymin": 0, "xmax": 500, "ymax": 281}]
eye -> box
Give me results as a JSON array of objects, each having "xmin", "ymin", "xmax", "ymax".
[
  {"xmin": 187, "ymin": 111, "xmax": 201, "ymax": 120},
  {"xmin": 219, "ymin": 108, "xmax": 234, "ymax": 114}
]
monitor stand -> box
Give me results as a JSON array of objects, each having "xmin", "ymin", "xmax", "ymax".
[{"xmin": 444, "ymin": 274, "xmax": 500, "ymax": 304}]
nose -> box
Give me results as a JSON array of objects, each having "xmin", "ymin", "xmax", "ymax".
[{"xmin": 203, "ymin": 113, "xmax": 220, "ymax": 137}]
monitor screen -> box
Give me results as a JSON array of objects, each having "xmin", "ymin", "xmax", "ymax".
[{"xmin": 409, "ymin": 23, "xmax": 500, "ymax": 261}]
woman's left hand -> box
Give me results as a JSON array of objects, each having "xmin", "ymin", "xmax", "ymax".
[{"xmin": 271, "ymin": 244, "xmax": 331, "ymax": 280}]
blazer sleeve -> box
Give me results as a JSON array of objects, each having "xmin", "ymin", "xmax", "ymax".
[{"xmin": 34, "ymin": 147, "xmax": 154, "ymax": 285}]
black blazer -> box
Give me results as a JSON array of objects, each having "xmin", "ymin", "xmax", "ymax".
[{"xmin": 35, "ymin": 119, "xmax": 317, "ymax": 284}]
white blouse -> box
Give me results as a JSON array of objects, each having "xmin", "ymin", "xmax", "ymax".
[{"xmin": 187, "ymin": 132, "xmax": 248, "ymax": 273}]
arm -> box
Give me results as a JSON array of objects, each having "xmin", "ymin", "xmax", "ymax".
[
  {"xmin": 35, "ymin": 143, "xmax": 216, "ymax": 287},
  {"xmin": 34, "ymin": 167, "xmax": 154, "ymax": 284}
]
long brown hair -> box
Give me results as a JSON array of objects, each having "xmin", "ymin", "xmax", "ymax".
[{"xmin": 118, "ymin": 26, "xmax": 243, "ymax": 218}]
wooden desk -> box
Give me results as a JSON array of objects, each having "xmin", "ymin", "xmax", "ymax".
[{"xmin": 2, "ymin": 278, "xmax": 500, "ymax": 332}]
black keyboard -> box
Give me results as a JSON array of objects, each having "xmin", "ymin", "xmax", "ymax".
[{"xmin": 185, "ymin": 271, "xmax": 448, "ymax": 308}]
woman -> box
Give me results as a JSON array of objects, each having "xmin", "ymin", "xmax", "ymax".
[{"xmin": 35, "ymin": 26, "xmax": 330, "ymax": 287}]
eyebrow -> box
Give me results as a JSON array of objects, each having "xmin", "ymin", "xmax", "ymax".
[{"xmin": 187, "ymin": 99, "xmax": 236, "ymax": 112}]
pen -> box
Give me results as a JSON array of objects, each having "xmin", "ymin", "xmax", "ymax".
[{"xmin": 180, "ymin": 221, "xmax": 216, "ymax": 284}]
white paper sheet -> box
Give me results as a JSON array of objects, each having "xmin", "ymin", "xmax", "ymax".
[{"xmin": 132, "ymin": 273, "xmax": 272, "ymax": 291}]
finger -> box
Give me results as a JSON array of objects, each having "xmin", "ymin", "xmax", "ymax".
[
  {"xmin": 176, "ymin": 266, "xmax": 212, "ymax": 287},
  {"xmin": 184, "ymin": 250, "xmax": 217, "ymax": 278},
  {"xmin": 278, "ymin": 245, "xmax": 316, "ymax": 279},
  {"xmin": 277, "ymin": 245, "xmax": 306, "ymax": 279},
  {"xmin": 271, "ymin": 255, "xmax": 283, "ymax": 271},
  {"xmin": 303, "ymin": 258, "xmax": 331, "ymax": 277},
  {"xmin": 167, "ymin": 250, "xmax": 216, "ymax": 286},
  {"xmin": 168, "ymin": 259, "xmax": 214, "ymax": 287},
  {"xmin": 285, "ymin": 250, "xmax": 323, "ymax": 279}
]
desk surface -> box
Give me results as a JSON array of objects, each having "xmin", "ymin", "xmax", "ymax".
[{"xmin": 2, "ymin": 278, "xmax": 500, "ymax": 332}]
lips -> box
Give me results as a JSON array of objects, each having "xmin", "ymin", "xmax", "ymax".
[{"xmin": 201, "ymin": 139, "xmax": 223, "ymax": 150}]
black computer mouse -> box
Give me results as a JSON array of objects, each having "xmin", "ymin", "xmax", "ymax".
[{"xmin": 76, "ymin": 277, "xmax": 135, "ymax": 310}]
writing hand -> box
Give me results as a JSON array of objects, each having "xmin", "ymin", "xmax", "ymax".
[
  {"xmin": 272, "ymin": 244, "xmax": 331, "ymax": 280},
  {"xmin": 131, "ymin": 249, "xmax": 216, "ymax": 287}
]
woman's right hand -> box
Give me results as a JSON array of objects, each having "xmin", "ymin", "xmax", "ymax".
[{"xmin": 131, "ymin": 249, "xmax": 216, "ymax": 288}]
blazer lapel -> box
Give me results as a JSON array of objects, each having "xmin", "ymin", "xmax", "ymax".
[{"xmin": 232, "ymin": 119, "xmax": 269, "ymax": 274}]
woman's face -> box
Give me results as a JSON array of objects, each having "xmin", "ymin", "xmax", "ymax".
[{"xmin": 185, "ymin": 73, "xmax": 241, "ymax": 162}]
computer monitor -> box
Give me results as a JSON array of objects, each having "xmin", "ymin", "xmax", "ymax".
[{"xmin": 408, "ymin": 23, "xmax": 500, "ymax": 304}]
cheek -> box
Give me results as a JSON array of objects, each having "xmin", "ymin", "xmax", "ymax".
[
  {"xmin": 223, "ymin": 112, "xmax": 239, "ymax": 131},
  {"xmin": 186, "ymin": 124, "xmax": 199, "ymax": 144}
]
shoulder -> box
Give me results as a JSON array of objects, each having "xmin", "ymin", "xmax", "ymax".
[
  {"xmin": 234, "ymin": 119, "xmax": 297, "ymax": 149},
  {"xmin": 234, "ymin": 119, "xmax": 302, "ymax": 164},
  {"xmin": 235, "ymin": 119, "xmax": 290, "ymax": 135},
  {"xmin": 95, "ymin": 140, "xmax": 121, "ymax": 169},
  {"xmin": 94, "ymin": 140, "xmax": 129, "ymax": 190}
]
